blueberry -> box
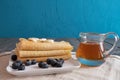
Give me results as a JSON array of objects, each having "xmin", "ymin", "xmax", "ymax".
[
  {"xmin": 42, "ymin": 64, "xmax": 49, "ymax": 68},
  {"xmin": 25, "ymin": 60, "xmax": 31, "ymax": 66},
  {"xmin": 56, "ymin": 62, "xmax": 63, "ymax": 67},
  {"xmin": 38, "ymin": 61, "xmax": 43, "ymax": 67},
  {"xmin": 38, "ymin": 61, "xmax": 43, "ymax": 66},
  {"xmin": 38, "ymin": 62, "xmax": 48, "ymax": 68},
  {"xmin": 12, "ymin": 62, "xmax": 21, "ymax": 69},
  {"xmin": 18, "ymin": 64, "xmax": 25, "ymax": 70},
  {"xmin": 46, "ymin": 58, "xmax": 53, "ymax": 64},
  {"xmin": 31, "ymin": 59, "xmax": 37, "ymax": 65},
  {"xmin": 16, "ymin": 60, "xmax": 23, "ymax": 65},
  {"xmin": 11, "ymin": 55, "xmax": 17, "ymax": 61},
  {"xmin": 51, "ymin": 59, "xmax": 58, "ymax": 67}
]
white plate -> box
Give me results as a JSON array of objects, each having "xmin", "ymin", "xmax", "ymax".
[{"xmin": 6, "ymin": 52, "xmax": 80, "ymax": 76}]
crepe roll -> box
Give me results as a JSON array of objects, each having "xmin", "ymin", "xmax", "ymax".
[
  {"xmin": 17, "ymin": 38, "xmax": 73, "ymax": 51},
  {"xmin": 17, "ymin": 54, "xmax": 71, "ymax": 62},
  {"xmin": 16, "ymin": 50, "xmax": 71, "ymax": 58}
]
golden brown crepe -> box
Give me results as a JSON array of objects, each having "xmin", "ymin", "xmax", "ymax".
[
  {"xmin": 17, "ymin": 53, "xmax": 71, "ymax": 62},
  {"xmin": 16, "ymin": 38, "xmax": 73, "ymax": 51},
  {"xmin": 16, "ymin": 50, "xmax": 71, "ymax": 58}
]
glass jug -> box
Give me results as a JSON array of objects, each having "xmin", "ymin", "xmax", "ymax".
[{"xmin": 76, "ymin": 32, "xmax": 119, "ymax": 66}]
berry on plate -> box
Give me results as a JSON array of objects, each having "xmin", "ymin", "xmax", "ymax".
[
  {"xmin": 25, "ymin": 60, "xmax": 31, "ymax": 66},
  {"xmin": 56, "ymin": 62, "xmax": 63, "ymax": 67},
  {"xmin": 18, "ymin": 64, "xmax": 25, "ymax": 70},
  {"xmin": 38, "ymin": 62, "xmax": 48, "ymax": 68},
  {"xmin": 50, "ymin": 59, "xmax": 58, "ymax": 67},
  {"xmin": 11, "ymin": 55, "xmax": 17, "ymax": 61},
  {"xmin": 31, "ymin": 59, "xmax": 37, "ymax": 65},
  {"xmin": 46, "ymin": 58, "xmax": 53, "ymax": 65},
  {"xmin": 12, "ymin": 62, "xmax": 22, "ymax": 69}
]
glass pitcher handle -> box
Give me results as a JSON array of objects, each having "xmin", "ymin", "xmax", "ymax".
[{"xmin": 104, "ymin": 32, "xmax": 119, "ymax": 57}]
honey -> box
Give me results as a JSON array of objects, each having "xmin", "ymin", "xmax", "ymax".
[{"xmin": 76, "ymin": 42, "xmax": 104, "ymax": 60}]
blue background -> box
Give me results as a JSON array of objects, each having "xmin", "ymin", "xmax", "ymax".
[{"xmin": 0, "ymin": 0, "xmax": 120, "ymax": 38}]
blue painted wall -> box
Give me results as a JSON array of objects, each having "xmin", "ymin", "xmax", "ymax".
[{"xmin": 0, "ymin": 0, "xmax": 120, "ymax": 38}]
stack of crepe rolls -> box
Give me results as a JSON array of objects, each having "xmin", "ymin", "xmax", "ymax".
[{"xmin": 15, "ymin": 38, "xmax": 73, "ymax": 62}]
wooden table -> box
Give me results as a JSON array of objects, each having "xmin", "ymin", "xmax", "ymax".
[{"xmin": 0, "ymin": 38, "xmax": 120, "ymax": 80}]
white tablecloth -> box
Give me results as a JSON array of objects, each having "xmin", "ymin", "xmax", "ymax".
[{"xmin": 49, "ymin": 55, "xmax": 120, "ymax": 80}]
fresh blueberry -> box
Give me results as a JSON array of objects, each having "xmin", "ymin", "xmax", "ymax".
[
  {"xmin": 25, "ymin": 60, "xmax": 31, "ymax": 66},
  {"xmin": 18, "ymin": 64, "xmax": 25, "ymax": 70},
  {"xmin": 42, "ymin": 63, "xmax": 49, "ymax": 68},
  {"xmin": 16, "ymin": 60, "xmax": 23, "ymax": 65},
  {"xmin": 46, "ymin": 58, "xmax": 53, "ymax": 64},
  {"xmin": 11, "ymin": 55, "xmax": 17, "ymax": 61},
  {"xmin": 38, "ymin": 61, "xmax": 43, "ymax": 67},
  {"xmin": 38, "ymin": 62, "xmax": 48, "ymax": 68},
  {"xmin": 31, "ymin": 59, "xmax": 37, "ymax": 65},
  {"xmin": 56, "ymin": 62, "xmax": 63, "ymax": 67},
  {"xmin": 12, "ymin": 62, "xmax": 21, "ymax": 69},
  {"xmin": 38, "ymin": 61, "xmax": 43, "ymax": 65},
  {"xmin": 51, "ymin": 59, "xmax": 58, "ymax": 67}
]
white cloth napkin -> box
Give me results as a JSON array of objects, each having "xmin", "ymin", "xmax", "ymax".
[{"xmin": 53, "ymin": 55, "xmax": 120, "ymax": 80}]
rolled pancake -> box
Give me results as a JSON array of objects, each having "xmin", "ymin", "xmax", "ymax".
[
  {"xmin": 17, "ymin": 50, "xmax": 71, "ymax": 58},
  {"xmin": 17, "ymin": 38, "xmax": 73, "ymax": 51},
  {"xmin": 17, "ymin": 54, "xmax": 71, "ymax": 62}
]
